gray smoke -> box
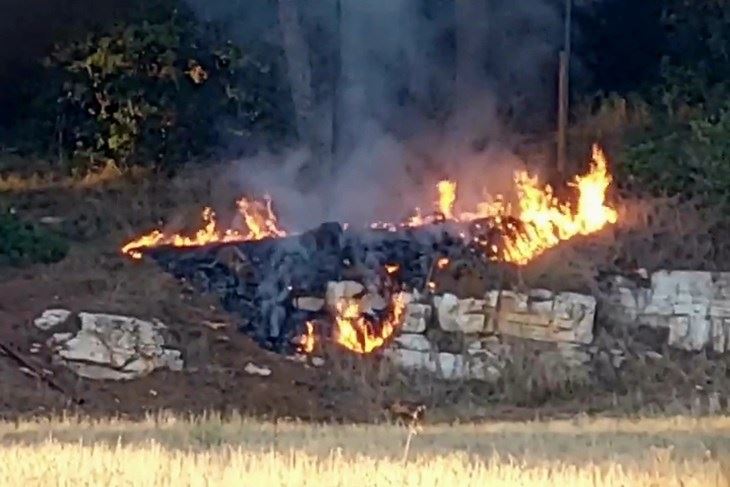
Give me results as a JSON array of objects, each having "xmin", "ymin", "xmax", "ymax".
[{"xmin": 187, "ymin": 0, "xmax": 565, "ymax": 233}]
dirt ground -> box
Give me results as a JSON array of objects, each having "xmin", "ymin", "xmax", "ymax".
[
  {"xmin": 0, "ymin": 170, "xmax": 717, "ymax": 424},
  {"xmin": 0, "ymin": 247, "xmax": 591, "ymax": 423}
]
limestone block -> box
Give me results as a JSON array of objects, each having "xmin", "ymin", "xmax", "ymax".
[
  {"xmin": 402, "ymin": 303, "xmax": 431, "ymax": 333},
  {"xmin": 33, "ymin": 309, "xmax": 71, "ymax": 331},
  {"xmin": 52, "ymin": 313, "xmax": 183, "ymax": 380},
  {"xmin": 385, "ymin": 349, "xmax": 499, "ymax": 383},
  {"xmin": 601, "ymin": 270, "xmax": 730, "ymax": 352},
  {"xmin": 293, "ymin": 297, "xmax": 325, "ymax": 312},
  {"xmin": 434, "ymin": 294, "xmax": 485, "ymax": 333},
  {"xmin": 325, "ymin": 281, "xmax": 365, "ymax": 308},
  {"xmin": 394, "ymin": 334, "xmax": 432, "ymax": 352},
  {"xmin": 496, "ymin": 291, "xmax": 595, "ymax": 344}
]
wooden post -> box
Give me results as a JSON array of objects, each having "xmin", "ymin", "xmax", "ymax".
[
  {"xmin": 557, "ymin": 50, "xmax": 568, "ymax": 176},
  {"xmin": 556, "ymin": 0, "xmax": 572, "ymax": 176}
]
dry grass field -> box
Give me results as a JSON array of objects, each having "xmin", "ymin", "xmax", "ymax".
[{"xmin": 1, "ymin": 414, "xmax": 729, "ymax": 486}]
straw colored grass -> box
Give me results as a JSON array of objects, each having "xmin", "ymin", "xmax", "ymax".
[{"xmin": 1, "ymin": 414, "xmax": 729, "ymax": 486}]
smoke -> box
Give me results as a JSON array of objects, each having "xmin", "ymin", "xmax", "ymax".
[{"xmin": 186, "ymin": 0, "xmax": 565, "ymax": 231}]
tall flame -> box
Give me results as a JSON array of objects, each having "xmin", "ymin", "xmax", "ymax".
[
  {"xmin": 395, "ymin": 143, "xmax": 617, "ymax": 265},
  {"xmin": 436, "ymin": 179, "xmax": 457, "ymax": 219},
  {"xmin": 333, "ymin": 293, "xmax": 406, "ymax": 354},
  {"xmin": 121, "ymin": 196, "xmax": 286, "ymax": 259},
  {"xmin": 499, "ymin": 144, "xmax": 618, "ymax": 264}
]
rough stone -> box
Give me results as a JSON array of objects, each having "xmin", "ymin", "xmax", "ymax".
[
  {"xmin": 361, "ymin": 293, "xmax": 388, "ymax": 313},
  {"xmin": 403, "ymin": 303, "xmax": 431, "ymax": 333},
  {"xmin": 244, "ymin": 362, "xmax": 272, "ymax": 377},
  {"xmin": 33, "ymin": 309, "xmax": 71, "ymax": 331},
  {"xmin": 326, "ymin": 281, "xmax": 365, "ymax": 308},
  {"xmin": 603, "ymin": 270, "xmax": 730, "ymax": 352},
  {"xmin": 394, "ymin": 333, "xmax": 432, "ymax": 352},
  {"xmin": 51, "ymin": 313, "xmax": 183, "ymax": 380},
  {"xmin": 434, "ymin": 294, "xmax": 485, "ymax": 333},
  {"xmin": 294, "ymin": 297, "xmax": 325, "ymax": 312},
  {"xmin": 385, "ymin": 349, "xmax": 498, "ymax": 383},
  {"xmin": 495, "ymin": 291, "xmax": 595, "ymax": 344}
]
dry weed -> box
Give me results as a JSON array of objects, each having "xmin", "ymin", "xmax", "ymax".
[{"xmin": 1, "ymin": 414, "xmax": 729, "ymax": 486}]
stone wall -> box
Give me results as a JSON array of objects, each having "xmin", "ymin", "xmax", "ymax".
[
  {"xmin": 603, "ymin": 270, "xmax": 730, "ymax": 353},
  {"xmin": 299, "ymin": 271, "xmax": 730, "ymax": 381},
  {"xmin": 384, "ymin": 289, "xmax": 598, "ymax": 382}
]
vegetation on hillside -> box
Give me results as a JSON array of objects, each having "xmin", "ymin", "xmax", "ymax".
[
  {"xmin": 5, "ymin": 0, "xmax": 291, "ymax": 172},
  {"xmin": 0, "ymin": 0, "xmax": 727, "ymax": 202},
  {"xmin": 0, "ymin": 210, "xmax": 68, "ymax": 266}
]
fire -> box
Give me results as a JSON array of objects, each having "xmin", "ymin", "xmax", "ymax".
[
  {"xmin": 297, "ymin": 321, "xmax": 316, "ymax": 354},
  {"xmin": 436, "ymin": 179, "xmax": 457, "ymax": 219},
  {"xmin": 385, "ymin": 264, "xmax": 400, "ymax": 275},
  {"xmin": 396, "ymin": 143, "xmax": 617, "ymax": 265},
  {"xmin": 333, "ymin": 293, "xmax": 406, "ymax": 354},
  {"xmin": 121, "ymin": 195, "xmax": 286, "ymax": 259},
  {"xmin": 122, "ymin": 144, "xmax": 617, "ymax": 269},
  {"xmin": 436, "ymin": 257, "xmax": 450, "ymax": 269},
  {"xmin": 498, "ymin": 144, "xmax": 618, "ymax": 264}
]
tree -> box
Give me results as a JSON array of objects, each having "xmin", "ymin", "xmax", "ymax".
[{"xmin": 277, "ymin": 0, "xmax": 336, "ymax": 185}]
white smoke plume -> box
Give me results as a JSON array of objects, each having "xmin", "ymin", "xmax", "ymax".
[{"xmin": 187, "ymin": 0, "xmax": 566, "ymax": 232}]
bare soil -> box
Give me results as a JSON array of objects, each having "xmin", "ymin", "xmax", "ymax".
[{"xmin": 0, "ymin": 172, "xmax": 719, "ymax": 424}]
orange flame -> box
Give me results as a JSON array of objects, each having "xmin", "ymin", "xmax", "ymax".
[
  {"xmin": 498, "ymin": 144, "xmax": 618, "ymax": 264},
  {"xmin": 121, "ymin": 196, "xmax": 286, "ymax": 259},
  {"xmin": 333, "ymin": 293, "xmax": 406, "ymax": 354},
  {"xmin": 436, "ymin": 179, "xmax": 457, "ymax": 219},
  {"xmin": 297, "ymin": 321, "xmax": 316, "ymax": 354},
  {"xmin": 385, "ymin": 264, "xmax": 400, "ymax": 275},
  {"xmin": 122, "ymin": 144, "xmax": 617, "ymax": 269},
  {"xmin": 436, "ymin": 257, "xmax": 450, "ymax": 269},
  {"xmin": 396, "ymin": 143, "xmax": 617, "ymax": 265}
]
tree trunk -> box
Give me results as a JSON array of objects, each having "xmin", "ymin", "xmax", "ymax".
[{"xmin": 277, "ymin": 0, "xmax": 314, "ymax": 142}]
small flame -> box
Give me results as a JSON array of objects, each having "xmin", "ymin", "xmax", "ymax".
[
  {"xmin": 333, "ymin": 293, "xmax": 406, "ymax": 354},
  {"xmin": 385, "ymin": 264, "xmax": 400, "ymax": 275},
  {"xmin": 436, "ymin": 257, "xmax": 450, "ymax": 269},
  {"xmin": 121, "ymin": 196, "xmax": 286, "ymax": 259},
  {"xmin": 297, "ymin": 321, "xmax": 316, "ymax": 354},
  {"xmin": 436, "ymin": 179, "xmax": 457, "ymax": 219}
]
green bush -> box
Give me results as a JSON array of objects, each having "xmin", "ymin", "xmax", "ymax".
[
  {"xmin": 621, "ymin": 106, "xmax": 730, "ymax": 204},
  {"xmin": 0, "ymin": 212, "xmax": 69, "ymax": 266},
  {"xmin": 25, "ymin": 0, "xmax": 291, "ymax": 171}
]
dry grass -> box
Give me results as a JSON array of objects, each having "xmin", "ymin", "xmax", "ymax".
[{"xmin": 1, "ymin": 414, "xmax": 729, "ymax": 486}]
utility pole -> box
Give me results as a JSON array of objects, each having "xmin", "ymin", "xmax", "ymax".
[{"xmin": 556, "ymin": 0, "xmax": 572, "ymax": 176}]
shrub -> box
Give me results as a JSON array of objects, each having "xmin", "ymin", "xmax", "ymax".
[
  {"xmin": 30, "ymin": 0, "xmax": 290, "ymax": 171},
  {"xmin": 0, "ymin": 211, "xmax": 69, "ymax": 266},
  {"xmin": 620, "ymin": 107, "xmax": 730, "ymax": 204}
]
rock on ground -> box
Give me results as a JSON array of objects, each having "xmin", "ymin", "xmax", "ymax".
[{"xmin": 47, "ymin": 312, "xmax": 183, "ymax": 381}]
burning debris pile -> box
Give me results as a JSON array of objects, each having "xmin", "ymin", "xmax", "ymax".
[{"xmin": 122, "ymin": 145, "xmax": 618, "ymax": 356}]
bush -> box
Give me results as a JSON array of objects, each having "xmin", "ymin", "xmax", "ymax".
[
  {"xmin": 0, "ymin": 211, "xmax": 69, "ymax": 266},
  {"xmin": 620, "ymin": 107, "xmax": 730, "ymax": 204},
  {"xmin": 23, "ymin": 0, "xmax": 291, "ymax": 171}
]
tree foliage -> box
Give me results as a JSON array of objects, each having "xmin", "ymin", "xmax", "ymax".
[
  {"xmin": 603, "ymin": 1, "xmax": 730, "ymax": 202},
  {"xmin": 16, "ymin": 0, "xmax": 291, "ymax": 171}
]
